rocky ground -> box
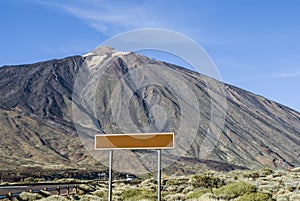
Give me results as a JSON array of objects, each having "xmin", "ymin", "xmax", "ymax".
[{"xmin": 1, "ymin": 168, "xmax": 300, "ymax": 201}]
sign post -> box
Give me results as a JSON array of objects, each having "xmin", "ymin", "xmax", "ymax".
[
  {"xmin": 157, "ymin": 149, "xmax": 161, "ymax": 201},
  {"xmin": 108, "ymin": 150, "xmax": 113, "ymax": 201},
  {"xmin": 95, "ymin": 132, "xmax": 174, "ymax": 201}
]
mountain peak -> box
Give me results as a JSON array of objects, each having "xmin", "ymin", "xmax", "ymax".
[
  {"xmin": 0, "ymin": 47, "xmax": 300, "ymax": 176},
  {"xmin": 82, "ymin": 45, "xmax": 129, "ymax": 58},
  {"xmin": 82, "ymin": 46, "xmax": 130, "ymax": 69}
]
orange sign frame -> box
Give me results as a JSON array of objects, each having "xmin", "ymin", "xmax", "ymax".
[{"xmin": 95, "ymin": 132, "xmax": 174, "ymax": 150}]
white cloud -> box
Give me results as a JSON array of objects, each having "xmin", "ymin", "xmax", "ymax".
[{"xmin": 35, "ymin": 0, "xmax": 166, "ymax": 36}]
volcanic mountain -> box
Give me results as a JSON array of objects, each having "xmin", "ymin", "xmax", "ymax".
[{"xmin": 0, "ymin": 46, "xmax": 300, "ymax": 179}]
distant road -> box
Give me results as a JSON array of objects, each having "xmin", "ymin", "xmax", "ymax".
[
  {"xmin": 0, "ymin": 185, "xmax": 30, "ymax": 195},
  {"xmin": 0, "ymin": 183, "xmax": 77, "ymax": 197}
]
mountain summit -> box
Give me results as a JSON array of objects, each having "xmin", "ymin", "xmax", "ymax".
[{"xmin": 0, "ymin": 46, "xmax": 300, "ymax": 178}]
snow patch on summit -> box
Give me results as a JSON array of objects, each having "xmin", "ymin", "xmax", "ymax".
[
  {"xmin": 111, "ymin": 51, "xmax": 129, "ymax": 57},
  {"xmin": 82, "ymin": 46, "xmax": 130, "ymax": 68},
  {"xmin": 85, "ymin": 54, "xmax": 108, "ymax": 68}
]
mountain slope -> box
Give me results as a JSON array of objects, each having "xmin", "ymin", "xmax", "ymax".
[{"xmin": 0, "ymin": 46, "xmax": 299, "ymax": 177}]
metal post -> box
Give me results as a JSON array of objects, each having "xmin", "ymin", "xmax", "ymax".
[
  {"xmin": 56, "ymin": 186, "xmax": 60, "ymax": 195},
  {"xmin": 157, "ymin": 149, "xmax": 161, "ymax": 201},
  {"xmin": 7, "ymin": 192, "xmax": 13, "ymax": 201},
  {"xmin": 108, "ymin": 150, "xmax": 113, "ymax": 201},
  {"xmin": 74, "ymin": 185, "xmax": 78, "ymax": 194},
  {"xmin": 66, "ymin": 185, "xmax": 70, "ymax": 196}
]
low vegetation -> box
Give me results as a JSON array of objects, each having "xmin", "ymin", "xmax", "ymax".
[
  {"xmin": 1, "ymin": 168, "xmax": 300, "ymax": 200},
  {"xmin": 190, "ymin": 174, "xmax": 224, "ymax": 189},
  {"xmin": 213, "ymin": 181, "xmax": 256, "ymax": 199},
  {"xmin": 122, "ymin": 189, "xmax": 156, "ymax": 200}
]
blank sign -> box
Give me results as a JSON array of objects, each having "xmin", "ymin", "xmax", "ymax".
[{"xmin": 95, "ymin": 132, "xmax": 174, "ymax": 150}]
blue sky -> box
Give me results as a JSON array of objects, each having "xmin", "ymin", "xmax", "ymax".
[{"xmin": 1, "ymin": 0, "xmax": 300, "ymax": 112}]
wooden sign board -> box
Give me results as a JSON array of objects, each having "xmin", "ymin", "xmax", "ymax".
[{"xmin": 95, "ymin": 132, "xmax": 174, "ymax": 150}]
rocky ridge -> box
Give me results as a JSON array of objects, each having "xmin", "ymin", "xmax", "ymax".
[{"xmin": 0, "ymin": 46, "xmax": 299, "ymax": 177}]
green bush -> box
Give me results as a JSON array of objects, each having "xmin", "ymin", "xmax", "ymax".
[
  {"xmin": 187, "ymin": 189, "xmax": 211, "ymax": 199},
  {"xmin": 93, "ymin": 190, "xmax": 107, "ymax": 198},
  {"xmin": 39, "ymin": 195, "xmax": 69, "ymax": 201},
  {"xmin": 166, "ymin": 178, "xmax": 188, "ymax": 186},
  {"xmin": 237, "ymin": 192, "xmax": 274, "ymax": 201},
  {"xmin": 190, "ymin": 174, "xmax": 224, "ymax": 189},
  {"xmin": 122, "ymin": 189, "xmax": 156, "ymax": 201},
  {"xmin": 79, "ymin": 195, "xmax": 105, "ymax": 201},
  {"xmin": 243, "ymin": 172, "xmax": 260, "ymax": 180},
  {"xmin": 23, "ymin": 177, "xmax": 42, "ymax": 183},
  {"xmin": 262, "ymin": 168, "xmax": 274, "ymax": 176},
  {"xmin": 164, "ymin": 193, "xmax": 187, "ymax": 201},
  {"xmin": 213, "ymin": 182, "xmax": 256, "ymax": 200},
  {"xmin": 18, "ymin": 192, "xmax": 44, "ymax": 201}
]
